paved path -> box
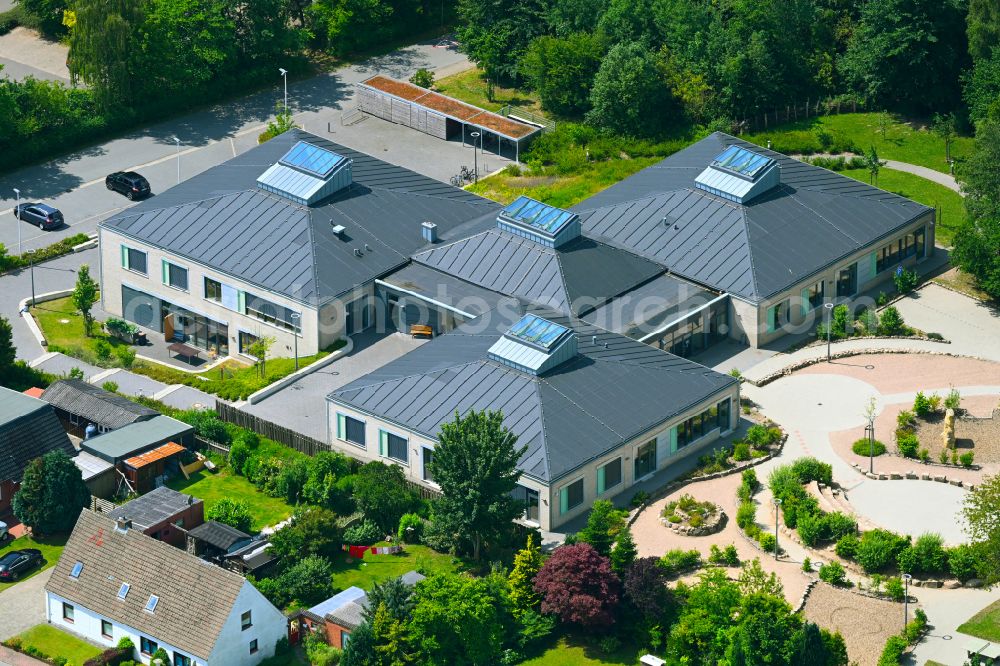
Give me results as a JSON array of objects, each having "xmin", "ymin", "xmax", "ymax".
[
  {"xmin": 0, "ymin": 645, "xmax": 49, "ymax": 666},
  {"xmin": 0, "ymin": 27, "xmax": 69, "ymax": 83},
  {"xmin": 0, "ymin": 568, "xmax": 51, "ymax": 642},
  {"xmin": 792, "ymin": 152, "xmax": 961, "ymax": 193}
]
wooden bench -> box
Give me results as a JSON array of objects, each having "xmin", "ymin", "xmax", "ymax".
[{"xmin": 409, "ymin": 324, "xmax": 434, "ymax": 338}]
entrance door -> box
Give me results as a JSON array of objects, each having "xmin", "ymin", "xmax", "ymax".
[
  {"xmin": 837, "ymin": 263, "xmax": 858, "ymax": 297},
  {"xmin": 634, "ymin": 440, "xmax": 656, "ymax": 480}
]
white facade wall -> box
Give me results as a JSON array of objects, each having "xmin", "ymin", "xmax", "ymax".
[
  {"xmin": 46, "ymin": 582, "xmax": 285, "ymax": 666},
  {"xmin": 99, "ymin": 228, "xmax": 332, "ymax": 359}
]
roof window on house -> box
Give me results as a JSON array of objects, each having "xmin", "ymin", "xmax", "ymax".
[
  {"xmin": 694, "ymin": 145, "xmax": 780, "ymax": 204},
  {"xmin": 497, "ymin": 196, "xmax": 580, "ymax": 248},
  {"xmin": 69, "ymin": 562, "xmax": 83, "ymax": 579},
  {"xmin": 487, "ymin": 314, "xmax": 578, "ymax": 376},
  {"xmin": 117, "ymin": 583, "xmax": 130, "ymax": 600},
  {"xmin": 144, "ymin": 595, "xmax": 159, "ymax": 613},
  {"xmin": 256, "ymin": 140, "xmax": 353, "ymax": 205}
]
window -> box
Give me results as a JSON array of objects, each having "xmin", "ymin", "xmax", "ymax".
[
  {"xmin": 634, "ymin": 440, "xmax": 656, "ymax": 479},
  {"xmin": 560, "ymin": 478, "xmax": 584, "ymax": 514},
  {"xmin": 164, "ymin": 261, "xmax": 188, "ymax": 290},
  {"xmin": 140, "ymin": 637, "xmax": 158, "ymax": 656},
  {"xmin": 101, "ymin": 619, "xmax": 113, "ymax": 639},
  {"xmin": 249, "ymin": 640, "xmax": 259, "ymax": 655},
  {"xmin": 422, "ymin": 447, "xmax": 434, "ymax": 482},
  {"xmin": 837, "ymin": 263, "xmax": 857, "ymax": 297},
  {"xmin": 62, "ymin": 602, "xmax": 74, "ymax": 623},
  {"xmin": 70, "ymin": 561, "xmax": 83, "ymax": 578},
  {"xmin": 341, "ymin": 631, "xmax": 351, "ymax": 647},
  {"xmin": 173, "ymin": 653, "xmax": 192, "ymax": 666},
  {"xmin": 123, "ymin": 246, "xmax": 147, "ymax": 275},
  {"xmin": 380, "ymin": 430, "xmax": 408, "ymax": 464},
  {"xmin": 239, "ymin": 331, "xmax": 260, "ymax": 355},
  {"xmin": 117, "ymin": 583, "xmax": 130, "ymax": 600},
  {"xmin": 805, "ymin": 281, "xmax": 824, "ymax": 309},
  {"xmin": 717, "ymin": 398, "xmax": 731, "ymax": 431},
  {"xmin": 204, "ymin": 277, "xmax": 222, "ymax": 302},
  {"xmin": 337, "ymin": 414, "xmax": 366, "ymax": 448},
  {"xmin": 598, "ymin": 458, "xmax": 622, "ymax": 494},
  {"xmin": 677, "ymin": 403, "xmax": 723, "ymax": 448},
  {"xmin": 145, "ymin": 595, "xmax": 159, "ymax": 613},
  {"xmin": 512, "ymin": 485, "xmax": 540, "ymax": 522},
  {"xmin": 767, "ymin": 300, "xmax": 788, "ymax": 333},
  {"xmin": 915, "ymin": 227, "xmax": 926, "ymax": 258},
  {"xmin": 241, "ymin": 610, "xmax": 252, "ymax": 631},
  {"xmin": 245, "ymin": 292, "xmax": 301, "ymax": 333}
]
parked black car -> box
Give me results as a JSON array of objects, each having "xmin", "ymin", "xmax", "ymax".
[
  {"xmin": 0, "ymin": 548, "xmax": 43, "ymax": 581},
  {"xmin": 13, "ymin": 202, "xmax": 63, "ymax": 230},
  {"xmin": 106, "ymin": 171, "xmax": 151, "ymax": 200}
]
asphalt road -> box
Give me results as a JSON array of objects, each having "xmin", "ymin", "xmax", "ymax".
[{"xmin": 0, "ymin": 38, "xmax": 473, "ymax": 255}]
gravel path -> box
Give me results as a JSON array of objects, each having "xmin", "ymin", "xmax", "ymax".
[{"xmin": 802, "ymin": 582, "xmax": 909, "ymax": 666}]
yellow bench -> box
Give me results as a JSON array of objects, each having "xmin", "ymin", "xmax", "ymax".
[{"xmin": 410, "ymin": 324, "xmax": 434, "ymax": 338}]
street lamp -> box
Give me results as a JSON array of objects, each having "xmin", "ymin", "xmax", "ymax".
[
  {"xmin": 902, "ymin": 573, "xmax": 912, "ymax": 629},
  {"xmin": 772, "ymin": 497, "xmax": 783, "ymax": 560},
  {"xmin": 13, "ymin": 187, "xmax": 21, "ymax": 256},
  {"xmin": 278, "ymin": 68, "xmax": 288, "ymax": 115},
  {"xmin": 470, "ymin": 131, "xmax": 480, "ymax": 183},
  {"xmin": 26, "ymin": 249, "xmax": 35, "ymax": 306},
  {"xmin": 824, "ymin": 302, "xmax": 835, "ymax": 362},
  {"xmin": 172, "ymin": 136, "xmax": 181, "ymax": 184},
  {"xmin": 291, "ymin": 312, "xmax": 300, "ymax": 371}
]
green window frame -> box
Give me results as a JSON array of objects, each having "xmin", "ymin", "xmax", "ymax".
[
  {"xmin": 597, "ymin": 457, "xmax": 622, "ymax": 494},
  {"xmin": 559, "ymin": 478, "xmax": 584, "ymax": 515}
]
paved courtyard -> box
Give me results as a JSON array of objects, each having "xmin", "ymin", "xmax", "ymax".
[{"xmin": 0, "ymin": 569, "xmax": 51, "ymax": 642}]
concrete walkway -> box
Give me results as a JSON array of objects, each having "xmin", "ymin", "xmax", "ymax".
[
  {"xmin": 0, "ymin": 27, "xmax": 70, "ymax": 83},
  {"xmin": 0, "ymin": 568, "xmax": 51, "ymax": 642},
  {"xmin": 792, "ymin": 152, "xmax": 961, "ymax": 193}
]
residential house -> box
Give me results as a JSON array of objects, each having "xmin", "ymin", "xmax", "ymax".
[
  {"xmin": 40, "ymin": 379, "xmax": 158, "ymax": 436},
  {"xmin": 80, "ymin": 416, "xmax": 194, "ymax": 494},
  {"xmin": 106, "ymin": 486, "xmax": 204, "ymax": 547},
  {"xmin": 327, "ymin": 306, "xmax": 738, "ymax": 531},
  {"xmin": 46, "ymin": 509, "xmax": 288, "ymax": 666},
  {"xmin": 0, "ymin": 387, "xmax": 77, "ymax": 516}
]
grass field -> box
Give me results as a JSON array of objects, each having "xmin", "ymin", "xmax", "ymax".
[
  {"xmin": 167, "ymin": 469, "xmax": 293, "ymax": 531},
  {"xmin": 0, "ymin": 534, "xmax": 67, "ymax": 593},
  {"xmin": 434, "ymin": 68, "xmax": 544, "ymax": 116},
  {"xmin": 331, "ymin": 543, "xmax": 465, "ymax": 591},
  {"xmin": 12, "ymin": 625, "xmax": 102, "ymax": 666},
  {"xmin": 522, "ymin": 637, "xmax": 640, "ymax": 666},
  {"xmin": 835, "ymin": 167, "xmax": 966, "ymax": 247},
  {"xmin": 744, "ymin": 112, "xmax": 974, "ymax": 173},
  {"xmin": 958, "ymin": 599, "xmax": 1000, "ymax": 642}
]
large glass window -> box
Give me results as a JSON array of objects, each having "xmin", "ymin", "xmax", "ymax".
[
  {"xmin": 239, "ymin": 330, "xmax": 259, "ymax": 355},
  {"xmin": 245, "ymin": 292, "xmax": 301, "ymax": 333},
  {"xmin": 124, "ymin": 246, "xmax": 147, "ymax": 275},
  {"xmin": 422, "ymin": 447, "xmax": 434, "ymax": 482},
  {"xmin": 678, "ymin": 403, "xmax": 724, "ymax": 448},
  {"xmin": 634, "ymin": 440, "xmax": 656, "ymax": 479},
  {"xmin": 561, "ymin": 479, "xmax": 584, "ymax": 514},
  {"xmin": 140, "ymin": 637, "xmax": 158, "ymax": 656},
  {"xmin": 599, "ymin": 458, "xmax": 622, "ymax": 494},
  {"xmin": 512, "ymin": 485, "xmax": 540, "ymax": 523},
  {"xmin": 915, "ymin": 227, "xmax": 925, "ymax": 258},
  {"xmin": 837, "ymin": 263, "xmax": 857, "ymax": 297},
  {"xmin": 165, "ymin": 262, "xmax": 188, "ymax": 290},
  {"xmin": 337, "ymin": 414, "xmax": 365, "ymax": 447},
  {"xmin": 717, "ymin": 398, "xmax": 731, "ymax": 431},
  {"xmin": 204, "ymin": 277, "xmax": 222, "ymax": 303},
  {"xmin": 806, "ymin": 281, "xmax": 824, "ymax": 309},
  {"xmin": 382, "ymin": 431, "xmax": 407, "ymax": 463}
]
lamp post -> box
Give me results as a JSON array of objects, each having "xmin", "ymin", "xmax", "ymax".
[
  {"xmin": 772, "ymin": 497, "xmax": 783, "ymax": 560},
  {"xmin": 13, "ymin": 187, "xmax": 21, "ymax": 256},
  {"xmin": 470, "ymin": 131, "xmax": 480, "ymax": 183},
  {"xmin": 27, "ymin": 249, "xmax": 35, "ymax": 306},
  {"xmin": 824, "ymin": 302, "xmax": 834, "ymax": 362},
  {"xmin": 278, "ymin": 68, "xmax": 288, "ymax": 115},
  {"xmin": 902, "ymin": 573, "xmax": 912, "ymax": 629},
  {"xmin": 291, "ymin": 312, "xmax": 300, "ymax": 371},
  {"xmin": 172, "ymin": 136, "xmax": 181, "ymax": 184}
]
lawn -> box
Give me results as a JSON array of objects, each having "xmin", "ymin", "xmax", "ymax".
[
  {"xmin": 166, "ymin": 469, "xmax": 293, "ymax": 531},
  {"xmin": 0, "ymin": 533, "xmax": 67, "ymax": 593},
  {"xmin": 744, "ymin": 112, "xmax": 974, "ymax": 173},
  {"xmin": 31, "ymin": 296, "xmax": 344, "ymax": 400},
  {"xmin": 958, "ymin": 599, "xmax": 1000, "ymax": 642},
  {"xmin": 12, "ymin": 625, "xmax": 102, "ymax": 666},
  {"xmin": 835, "ymin": 167, "xmax": 967, "ymax": 247},
  {"xmin": 434, "ymin": 68, "xmax": 544, "ymax": 117},
  {"xmin": 330, "ymin": 543, "xmax": 465, "ymax": 592},
  {"xmin": 933, "ymin": 267, "xmax": 995, "ymax": 302},
  {"xmin": 522, "ymin": 636, "xmax": 640, "ymax": 666}
]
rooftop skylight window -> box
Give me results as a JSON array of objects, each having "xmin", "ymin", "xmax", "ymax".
[
  {"xmin": 279, "ymin": 141, "xmax": 347, "ymax": 178},
  {"xmin": 488, "ymin": 314, "xmax": 578, "ymax": 375},
  {"xmin": 497, "ymin": 196, "xmax": 581, "ymax": 248},
  {"xmin": 506, "ymin": 314, "xmax": 572, "ymax": 351}
]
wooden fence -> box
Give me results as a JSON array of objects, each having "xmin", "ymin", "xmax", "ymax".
[
  {"xmin": 736, "ymin": 97, "xmax": 867, "ymax": 134},
  {"xmin": 215, "ymin": 402, "xmax": 330, "ymax": 456}
]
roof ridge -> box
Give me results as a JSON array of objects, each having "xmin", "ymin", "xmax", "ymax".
[
  {"xmin": 736, "ymin": 206, "xmax": 761, "ymax": 301},
  {"xmin": 412, "ymin": 229, "xmax": 493, "ymax": 260},
  {"xmin": 330, "ymin": 359, "xmax": 485, "ymax": 400}
]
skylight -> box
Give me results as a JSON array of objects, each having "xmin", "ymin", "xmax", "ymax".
[
  {"xmin": 257, "ymin": 140, "xmax": 353, "ymax": 206},
  {"xmin": 117, "ymin": 583, "xmax": 130, "ymax": 600},
  {"xmin": 70, "ymin": 562, "xmax": 83, "ymax": 579},
  {"xmin": 145, "ymin": 595, "xmax": 159, "ymax": 613},
  {"xmin": 694, "ymin": 145, "xmax": 780, "ymax": 204},
  {"xmin": 497, "ymin": 196, "xmax": 580, "ymax": 248},
  {"xmin": 279, "ymin": 141, "xmax": 347, "ymax": 179},
  {"xmin": 710, "ymin": 145, "xmax": 774, "ymax": 178},
  {"xmin": 507, "ymin": 314, "xmax": 571, "ymax": 352},
  {"xmin": 487, "ymin": 314, "xmax": 578, "ymax": 375}
]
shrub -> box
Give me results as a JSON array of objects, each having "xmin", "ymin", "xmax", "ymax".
[
  {"xmin": 893, "ymin": 268, "xmax": 919, "ymax": 293},
  {"xmin": 797, "ymin": 511, "xmax": 823, "ymax": 547},
  {"xmin": 736, "ymin": 500, "xmax": 757, "ymax": 529},
  {"xmin": 397, "ymin": 512, "xmax": 424, "ymax": 543},
  {"xmin": 896, "ymin": 433, "xmax": 919, "ymax": 458},
  {"xmin": 114, "ymin": 346, "xmax": 136, "ymax": 369},
  {"xmin": 183, "ymin": 410, "xmax": 231, "ymax": 445},
  {"xmin": 791, "ymin": 457, "xmax": 833, "ymax": 485},
  {"xmin": 928, "ymin": 393, "xmax": 942, "ymax": 412},
  {"xmin": 630, "ymin": 491, "xmax": 650, "ymax": 507},
  {"xmin": 757, "ymin": 532, "xmax": 777, "ymax": 553},
  {"xmin": 884, "ymin": 576, "xmax": 905, "ymax": 601},
  {"xmin": 913, "ymin": 391, "xmax": 932, "ymax": 417},
  {"xmin": 802, "ymin": 556, "xmax": 812, "ymax": 572},
  {"xmin": 918, "ymin": 448, "xmax": 930, "ymax": 463},
  {"xmin": 835, "ymin": 533, "xmax": 860, "ymax": 559},
  {"xmin": 117, "ymin": 637, "xmax": 135, "ymax": 650},
  {"xmin": 745, "ymin": 424, "xmax": 781, "ymax": 448},
  {"xmin": 856, "ymin": 529, "xmax": 911, "ymax": 573},
  {"xmin": 905, "ymin": 608, "xmax": 928, "ymax": 644},
  {"xmin": 228, "ymin": 441, "xmax": 250, "ymax": 475},
  {"xmin": 409, "ymin": 68, "xmax": 434, "ymax": 88},
  {"xmin": 207, "ymin": 498, "xmax": 253, "ymax": 533},
  {"xmin": 940, "ymin": 448, "xmax": 950, "ymax": 464},
  {"xmin": 94, "ymin": 339, "xmax": 113, "ymax": 362},
  {"xmin": 668, "ymin": 514, "xmax": 682, "ymax": 524},
  {"xmin": 822, "ymin": 512, "xmax": 858, "ymax": 541},
  {"xmin": 688, "ymin": 514, "xmax": 704, "ymax": 527},
  {"xmin": 658, "ymin": 549, "xmax": 702, "ymax": 576},
  {"xmin": 897, "ymin": 533, "xmax": 948, "ymax": 575},
  {"xmin": 896, "ymin": 410, "xmax": 916, "ymax": 430},
  {"xmin": 732, "ymin": 442, "xmax": 751, "ymax": 461},
  {"xmin": 878, "ymin": 306, "xmax": 907, "ymax": 336},
  {"xmin": 736, "ymin": 483, "xmax": 752, "ymax": 503},
  {"xmin": 948, "ymin": 544, "xmax": 979, "ymax": 582},
  {"xmin": 945, "ymin": 387, "xmax": 961, "ymax": 411},
  {"xmin": 742, "ymin": 467, "xmax": 759, "ymax": 491},
  {"xmin": 858, "ymin": 307, "xmax": 879, "ymax": 333},
  {"xmin": 877, "ymin": 635, "xmax": 907, "ymax": 666},
  {"xmin": 344, "ymin": 518, "xmax": 383, "ymax": 546},
  {"xmin": 150, "ymin": 649, "xmax": 170, "ymax": 666},
  {"xmin": 102, "ymin": 380, "xmax": 119, "ymax": 393},
  {"xmin": 926, "ymin": 331, "xmax": 944, "ymax": 340},
  {"xmin": 852, "ymin": 438, "xmax": 886, "ymax": 456},
  {"xmin": 960, "ymin": 451, "xmax": 975, "ymax": 468},
  {"xmin": 819, "ymin": 561, "xmax": 847, "ymax": 586}
]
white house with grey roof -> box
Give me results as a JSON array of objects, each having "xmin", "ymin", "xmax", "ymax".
[
  {"xmin": 46, "ymin": 510, "xmax": 287, "ymax": 666},
  {"xmin": 326, "ymin": 306, "xmax": 739, "ymax": 531}
]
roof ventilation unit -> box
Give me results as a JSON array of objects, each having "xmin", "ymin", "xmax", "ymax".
[
  {"xmin": 257, "ymin": 140, "xmax": 353, "ymax": 206},
  {"xmin": 694, "ymin": 144, "xmax": 779, "ymax": 204},
  {"xmin": 421, "ymin": 221, "xmax": 438, "ymax": 243},
  {"xmin": 354, "ymin": 248, "xmax": 363, "ymax": 257},
  {"xmin": 488, "ymin": 313, "xmax": 577, "ymax": 376},
  {"xmin": 497, "ymin": 196, "xmax": 580, "ymax": 248},
  {"xmin": 331, "ymin": 224, "xmax": 346, "ymax": 237}
]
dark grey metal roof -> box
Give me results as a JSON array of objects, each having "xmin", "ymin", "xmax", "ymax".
[
  {"xmin": 0, "ymin": 387, "xmax": 76, "ymax": 483},
  {"xmin": 41, "ymin": 379, "xmax": 158, "ymax": 430},
  {"xmin": 380, "ymin": 262, "xmax": 507, "ymax": 317},
  {"xmin": 583, "ymin": 273, "xmax": 719, "ymax": 339},
  {"xmin": 575, "ymin": 132, "xmax": 933, "ymax": 302},
  {"xmin": 187, "ymin": 520, "xmax": 250, "ymax": 551},
  {"xmin": 328, "ymin": 304, "xmax": 735, "ymax": 483},
  {"xmin": 107, "ymin": 486, "xmax": 201, "ymax": 530},
  {"xmin": 412, "ymin": 229, "xmax": 663, "ymax": 316},
  {"xmin": 100, "ymin": 130, "xmax": 499, "ymax": 306}
]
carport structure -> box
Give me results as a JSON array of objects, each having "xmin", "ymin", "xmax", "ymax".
[{"xmin": 356, "ymin": 75, "xmax": 541, "ymax": 162}]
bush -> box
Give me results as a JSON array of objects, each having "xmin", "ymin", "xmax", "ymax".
[
  {"xmin": 343, "ymin": 518, "xmax": 382, "ymax": 546},
  {"xmin": 117, "ymin": 638, "xmax": 134, "ymax": 650},
  {"xmin": 940, "ymin": 448, "xmax": 950, "ymax": 464},
  {"xmin": 736, "ymin": 483, "xmax": 752, "ymax": 503},
  {"xmin": 732, "ymin": 442, "xmax": 751, "ymax": 461},
  {"xmin": 797, "ymin": 511, "xmax": 823, "ymax": 547},
  {"xmin": 183, "ymin": 410, "xmax": 232, "ymax": 445},
  {"xmin": 802, "ymin": 556, "xmax": 812, "ymax": 572},
  {"xmin": 745, "ymin": 424, "xmax": 781, "ymax": 448},
  {"xmin": 658, "ymin": 549, "xmax": 702, "ymax": 576},
  {"xmin": 949, "ymin": 544, "xmax": 979, "ymax": 582},
  {"xmin": 893, "ymin": 268, "xmax": 919, "ymax": 293},
  {"xmin": 822, "ymin": 512, "xmax": 858, "ymax": 542},
  {"xmin": 736, "ymin": 500, "xmax": 757, "ymax": 529},
  {"xmin": 83, "ymin": 647, "xmax": 133, "ymax": 666},
  {"xmin": 898, "ymin": 533, "xmax": 948, "ymax": 575},
  {"xmin": 409, "ymin": 68, "xmax": 434, "ymax": 88},
  {"xmin": 945, "ymin": 387, "xmax": 961, "ymax": 411},
  {"xmin": 742, "ymin": 467, "xmax": 759, "ymax": 491},
  {"xmin": 896, "ymin": 433, "xmax": 919, "ymax": 458},
  {"xmin": 913, "ymin": 392, "xmax": 932, "ymax": 417},
  {"xmin": 94, "ymin": 339, "xmax": 112, "ymax": 362},
  {"xmin": 757, "ymin": 531, "xmax": 777, "ymax": 552},
  {"xmin": 884, "ymin": 576, "xmax": 905, "ymax": 601},
  {"xmin": 877, "ymin": 635, "xmax": 908, "ymax": 666},
  {"xmin": 228, "ymin": 441, "xmax": 250, "ymax": 475},
  {"xmin": 708, "ymin": 544, "xmax": 740, "ymax": 567},
  {"xmin": 960, "ymin": 451, "xmax": 975, "ymax": 468},
  {"xmin": 926, "ymin": 331, "xmax": 944, "ymax": 340},
  {"xmin": 918, "ymin": 448, "xmax": 930, "ymax": 463},
  {"xmin": 855, "ymin": 529, "xmax": 911, "ymax": 573},
  {"xmin": 878, "ymin": 306, "xmax": 907, "ymax": 336},
  {"xmin": 207, "ymin": 498, "xmax": 253, "ymax": 533},
  {"xmin": 114, "ymin": 346, "xmax": 136, "ymax": 369},
  {"xmin": 397, "ymin": 512, "xmax": 424, "ymax": 543},
  {"xmin": 836, "ymin": 533, "xmax": 860, "ymax": 559},
  {"xmin": 630, "ymin": 491, "xmax": 650, "ymax": 507},
  {"xmin": 791, "ymin": 457, "xmax": 833, "ymax": 485},
  {"xmin": 896, "ymin": 410, "xmax": 916, "ymax": 430},
  {"xmin": 102, "ymin": 381, "xmax": 119, "ymax": 393},
  {"xmin": 852, "ymin": 438, "xmax": 886, "ymax": 456},
  {"xmin": 819, "ymin": 561, "xmax": 847, "ymax": 586}
]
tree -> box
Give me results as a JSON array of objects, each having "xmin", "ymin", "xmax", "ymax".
[
  {"xmin": 246, "ymin": 334, "xmax": 275, "ymax": 378},
  {"xmin": 864, "ymin": 145, "xmax": 882, "ymax": 186},
  {"xmin": 576, "ymin": 499, "xmax": 626, "ymax": 557},
  {"xmin": 953, "ymin": 121, "xmax": 1000, "ymax": 299},
  {"xmin": 725, "ymin": 593, "xmax": 802, "ymax": 666},
  {"xmin": 623, "ymin": 557, "xmax": 673, "ymax": 622},
  {"xmin": 340, "ymin": 620, "xmax": 377, "ymax": 666},
  {"xmin": 737, "ymin": 558, "xmax": 784, "ymax": 598},
  {"xmin": 932, "ymin": 112, "xmax": 957, "ymax": 163},
  {"xmin": 508, "ymin": 534, "xmax": 544, "ymax": 616},
  {"xmin": 610, "ymin": 529, "xmax": 637, "ymax": 575},
  {"xmin": 968, "ymin": 0, "xmax": 1000, "ymax": 63},
  {"xmin": 430, "ymin": 410, "xmax": 526, "ymax": 561},
  {"xmin": 71, "ymin": 264, "xmax": 99, "ymax": 337},
  {"xmin": 353, "ymin": 461, "xmax": 416, "ymax": 535},
  {"xmin": 408, "ymin": 572, "xmax": 513, "ymax": 665},
  {"xmin": 587, "ymin": 41, "xmax": 672, "ymax": 136},
  {"xmin": 206, "ymin": 498, "xmax": 253, "ymax": 533},
  {"xmin": 0, "ymin": 315, "xmax": 15, "ymax": 376},
  {"xmin": 409, "ymin": 68, "xmax": 434, "ymax": 89},
  {"xmin": 789, "ymin": 622, "xmax": 849, "ymax": 666},
  {"xmin": 12, "ymin": 451, "xmax": 90, "ymax": 535},
  {"xmin": 371, "ymin": 602, "xmax": 412, "ymax": 664},
  {"xmin": 258, "ymin": 103, "xmax": 299, "ymax": 143},
  {"xmin": 521, "ymin": 32, "xmax": 605, "ymax": 116},
  {"xmin": 278, "ymin": 555, "xmax": 334, "ymax": 606},
  {"xmin": 455, "ymin": 0, "xmax": 548, "ymax": 83},
  {"xmin": 963, "ymin": 472, "xmax": 1000, "ymax": 585},
  {"xmin": 269, "ymin": 507, "xmax": 342, "ymax": 563},
  {"xmin": 534, "ymin": 543, "xmax": 620, "ymax": 627},
  {"xmin": 964, "ymin": 50, "xmax": 1000, "ymax": 125},
  {"xmin": 15, "ymin": 0, "xmax": 69, "ymax": 33},
  {"xmin": 302, "ymin": 451, "xmax": 352, "ymax": 509},
  {"xmin": 363, "ymin": 575, "xmax": 417, "ymax": 624},
  {"xmin": 68, "ymin": 0, "xmax": 146, "ymax": 110}
]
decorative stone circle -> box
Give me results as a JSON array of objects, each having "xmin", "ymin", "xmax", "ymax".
[{"xmin": 660, "ymin": 494, "xmax": 727, "ymax": 536}]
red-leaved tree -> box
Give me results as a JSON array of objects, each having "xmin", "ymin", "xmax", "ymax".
[{"xmin": 533, "ymin": 542, "xmax": 620, "ymax": 627}]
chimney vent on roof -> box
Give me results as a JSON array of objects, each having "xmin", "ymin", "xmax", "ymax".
[
  {"xmin": 187, "ymin": 495, "xmax": 194, "ymax": 506},
  {"xmin": 115, "ymin": 517, "xmax": 132, "ymax": 533},
  {"xmin": 364, "ymin": 243, "xmax": 371, "ymax": 252},
  {"xmin": 354, "ymin": 248, "xmax": 363, "ymax": 258},
  {"xmin": 421, "ymin": 221, "xmax": 438, "ymax": 243},
  {"xmin": 331, "ymin": 224, "xmax": 346, "ymax": 237}
]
